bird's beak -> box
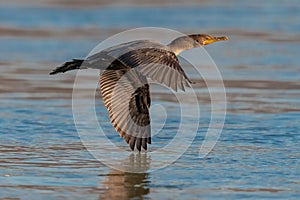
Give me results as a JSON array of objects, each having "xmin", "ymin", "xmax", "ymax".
[{"xmin": 203, "ymin": 36, "xmax": 228, "ymax": 45}]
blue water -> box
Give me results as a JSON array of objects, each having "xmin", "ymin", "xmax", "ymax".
[{"xmin": 0, "ymin": 1, "xmax": 300, "ymax": 199}]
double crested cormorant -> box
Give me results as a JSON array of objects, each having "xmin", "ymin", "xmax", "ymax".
[{"xmin": 50, "ymin": 34, "xmax": 228, "ymax": 151}]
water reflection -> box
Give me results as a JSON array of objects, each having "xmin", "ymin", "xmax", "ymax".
[{"xmin": 99, "ymin": 153, "xmax": 150, "ymax": 200}]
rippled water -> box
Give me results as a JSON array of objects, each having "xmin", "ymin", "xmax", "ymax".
[{"xmin": 0, "ymin": 0, "xmax": 300, "ymax": 199}]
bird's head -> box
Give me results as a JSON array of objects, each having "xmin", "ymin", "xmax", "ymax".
[
  {"xmin": 188, "ymin": 34, "xmax": 228, "ymax": 47},
  {"xmin": 168, "ymin": 33, "xmax": 228, "ymax": 55}
]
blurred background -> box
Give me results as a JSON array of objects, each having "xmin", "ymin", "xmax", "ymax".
[{"xmin": 0, "ymin": 0, "xmax": 299, "ymax": 199}]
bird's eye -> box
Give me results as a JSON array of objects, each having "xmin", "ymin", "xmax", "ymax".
[{"xmin": 196, "ymin": 40, "xmax": 199, "ymax": 43}]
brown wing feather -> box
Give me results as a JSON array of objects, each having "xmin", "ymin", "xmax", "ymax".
[
  {"xmin": 116, "ymin": 48, "xmax": 192, "ymax": 91},
  {"xmin": 83, "ymin": 42, "xmax": 191, "ymax": 91},
  {"xmin": 97, "ymin": 41, "xmax": 191, "ymax": 150},
  {"xmin": 99, "ymin": 60, "xmax": 151, "ymax": 151}
]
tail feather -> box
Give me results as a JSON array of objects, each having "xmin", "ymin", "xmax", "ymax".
[{"xmin": 49, "ymin": 59, "xmax": 85, "ymax": 75}]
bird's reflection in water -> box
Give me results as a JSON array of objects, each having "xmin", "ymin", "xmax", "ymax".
[{"xmin": 99, "ymin": 153, "xmax": 150, "ymax": 200}]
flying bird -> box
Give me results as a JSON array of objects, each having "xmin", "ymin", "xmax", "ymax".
[{"xmin": 50, "ymin": 34, "xmax": 228, "ymax": 151}]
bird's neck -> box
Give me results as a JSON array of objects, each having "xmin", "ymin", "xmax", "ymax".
[{"xmin": 167, "ymin": 36, "xmax": 195, "ymax": 55}]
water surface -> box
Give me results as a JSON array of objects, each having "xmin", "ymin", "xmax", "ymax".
[{"xmin": 0, "ymin": 0, "xmax": 300, "ymax": 199}]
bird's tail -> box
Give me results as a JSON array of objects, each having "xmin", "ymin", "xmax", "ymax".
[{"xmin": 49, "ymin": 59, "xmax": 85, "ymax": 75}]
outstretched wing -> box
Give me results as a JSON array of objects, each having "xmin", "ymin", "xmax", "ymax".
[
  {"xmin": 50, "ymin": 40, "xmax": 191, "ymax": 91},
  {"xmin": 99, "ymin": 59, "xmax": 151, "ymax": 151},
  {"xmin": 116, "ymin": 47, "xmax": 192, "ymax": 91},
  {"xmin": 51, "ymin": 39, "xmax": 192, "ymax": 151},
  {"xmin": 87, "ymin": 40, "xmax": 192, "ymax": 91}
]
